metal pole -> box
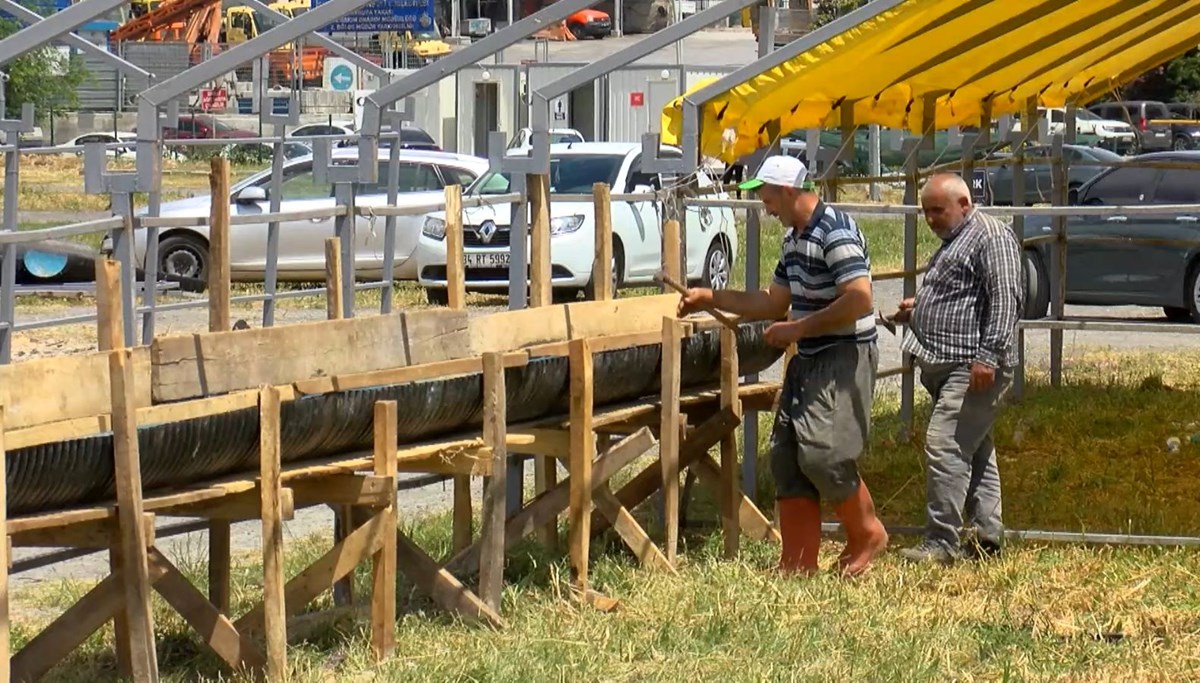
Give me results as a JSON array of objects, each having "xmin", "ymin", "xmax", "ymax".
[
  {"xmin": 868, "ymin": 124, "xmax": 881, "ymax": 201},
  {"xmin": 508, "ymin": 173, "xmax": 529, "ymax": 310},
  {"xmin": 0, "ymin": 77, "xmax": 15, "ymax": 364},
  {"xmin": 0, "ymin": 0, "xmax": 128, "ymax": 67}
]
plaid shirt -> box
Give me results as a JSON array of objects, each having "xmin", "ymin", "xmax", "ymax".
[{"xmin": 901, "ymin": 208, "xmax": 1024, "ymax": 368}]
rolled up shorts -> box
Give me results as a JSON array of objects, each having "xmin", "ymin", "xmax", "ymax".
[{"xmin": 768, "ymin": 341, "xmax": 878, "ymax": 503}]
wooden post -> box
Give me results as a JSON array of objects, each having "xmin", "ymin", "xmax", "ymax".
[
  {"xmin": 209, "ymin": 156, "xmax": 231, "ymax": 333},
  {"xmin": 478, "ymin": 352, "xmax": 507, "ymax": 611},
  {"xmin": 660, "ymin": 317, "xmax": 684, "ymax": 564},
  {"xmin": 325, "ymin": 237, "xmax": 344, "ymax": 320},
  {"xmin": 259, "ymin": 385, "xmax": 287, "ymax": 681},
  {"xmin": 592, "ymin": 182, "xmax": 614, "ymax": 301},
  {"xmin": 452, "ymin": 479, "xmax": 473, "ymax": 553},
  {"xmin": 371, "ymin": 400, "xmax": 398, "ymax": 660},
  {"xmin": 445, "ymin": 184, "xmax": 467, "ymax": 310},
  {"xmin": 529, "ymin": 173, "xmax": 552, "ymax": 307},
  {"xmin": 96, "ymin": 258, "xmax": 123, "ymax": 352},
  {"xmin": 110, "ymin": 346, "xmax": 160, "ymax": 682},
  {"xmin": 0, "ymin": 404, "xmax": 8, "ymax": 682},
  {"xmin": 719, "ymin": 325, "xmax": 741, "ymax": 558},
  {"xmin": 1050, "ymin": 105, "xmax": 1074, "ymax": 388},
  {"xmin": 662, "ymin": 219, "xmax": 682, "ymax": 286},
  {"xmin": 568, "ymin": 338, "xmax": 594, "ymax": 589}
]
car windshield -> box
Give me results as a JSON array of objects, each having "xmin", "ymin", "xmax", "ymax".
[{"xmin": 471, "ymin": 154, "xmax": 624, "ymax": 195}]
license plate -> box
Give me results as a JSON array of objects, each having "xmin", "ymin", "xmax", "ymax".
[{"xmin": 464, "ymin": 252, "xmax": 510, "ymax": 268}]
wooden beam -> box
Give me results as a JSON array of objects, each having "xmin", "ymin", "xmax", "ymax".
[
  {"xmin": 259, "ymin": 385, "xmax": 287, "ymax": 681},
  {"xmin": 288, "ymin": 474, "xmax": 395, "ymax": 508},
  {"xmin": 593, "ymin": 485, "xmax": 675, "ymax": 574},
  {"xmin": 445, "ymin": 183, "xmax": 467, "ymax": 310},
  {"xmin": 209, "ymin": 156, "xmax": 232, "ymax": 332},
  {"xmin": 564, "ymin": 294, "xmax": 680, "ymax": 339},
  {"xmin": 568, "ymin": 338, "xmax": 595, "ymax": 589},
  {"xmin": 525, "ymin": 328, "xmax": 693, "ymax": 359},
  {"xmin": 593, "ymin": 406, "xmax": 741, "ymax": 536},
  {"xmin": 166, "ymin": 486, "xmax": 295, "ymax": 521},
  {"xmin": 661, "ymin": 316, "xmax": 684, "ymax": 564},
  {"xmin": 478, "ymin": 352, "xmax": 507, "ymax": 612},
  {"xmin": 147, "ymin": 548, "xmax": 266, "ymax": 673},
  {"xmin": 443, "ymin": 427, "xmax": 656, "ymax": 578},
  {"xmin": 151, "ymin": 309, "xmax": 469, "ymax": 401},
  {"xmin": 325, "ymin": 236, "xmax": 344, "ymax": 321},
  {"xmin": 529, "ymin": 173, "xmax": 552, "ymax": 308},
  {"xmin": 592, "ymin": 182, "xmax": 613, "ymax": 301},
  {"xmin": 662, "ymin": 219, "xmax": 682, "ymax": 286},
  {"xmin": 10, "ymin": 572, "xmax": 125, "ymax": 682},
  {"xmin": 719, "ymin": 325, "xmax": 741, "ymax": 558},
  {"xmin": 292, "ymin": 351, "xmax": 529, "ymax": 396},
  {"xmin": 11, "ymin": 512, "xmax": 155, "ymax": 549},
  {"xmin": 452, "ymin": 475, "xmax": 473, "ymax": 553},
  {"xmin": 692, "ymin": 455, "xmax": 780, "ymax": 544},
  {"xmin": 109, "ymin": 347, "xmax": 160, "ymax": 682},
  {"xmin": 371, "ymin": 401, "xmax": 398, "ymax": 661},
  {"xmin": 0, "ymin": 349, "xmax": 152, "ymax": 431},
  {"xmin": 0, "ymin": 404, "xmax": 7, "ymax": 681},
  {"xmin": 396, "ymin": 441, "xmax": 494, "ymax": 476},
  {"xmin": 394, "ymin": 531, "xmax": 505, "ymax": 629}
]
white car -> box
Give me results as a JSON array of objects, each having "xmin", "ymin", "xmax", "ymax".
[
  {"xmin": 54, "ymin": 131, "xmax": 138, "ymax": 157},
  {"xmin": 105, "ymin": 148, "xmax": 489, "ymax": 283},
  {"xmin": 288, "ymin": 122, "xmax": 357, "ymax": 148},
  {"xmin": 507, "ymin": 127, "xmax": 586, "ymax": 150},
  {"xmin": 415, "ymin": 142, "xmax": 737, "ymax": 303},
  {"xmin": 1012, "ymin": 107, "xmax": 1137, "ymax": 155}
]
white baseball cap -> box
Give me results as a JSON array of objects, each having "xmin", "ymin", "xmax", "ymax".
[{"xmin": 738, "ymin": 154, "xmax": 815, "ymax": 191}]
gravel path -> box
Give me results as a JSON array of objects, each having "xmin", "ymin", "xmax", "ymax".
[{"xmin": 7, "ymin": 279, "xmax": 1198, "ymax": 598}]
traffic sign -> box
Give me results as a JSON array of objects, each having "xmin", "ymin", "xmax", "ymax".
[
  {"xmin": 330, "ymin": 64, "xmax": 354, "ymax": 91},
  {"xmin": 313, "ymin": 0, "xmax": 436, "ymax": 33}
]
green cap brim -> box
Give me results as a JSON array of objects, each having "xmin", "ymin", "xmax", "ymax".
[{"xmin": 737, "ymin": 178, "xmax": 764, "ymax": 191}]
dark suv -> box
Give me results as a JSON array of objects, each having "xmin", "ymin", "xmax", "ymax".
[{"xmin": 1088, "ymin": 101, "xmax": 1199, "ymax": 152}]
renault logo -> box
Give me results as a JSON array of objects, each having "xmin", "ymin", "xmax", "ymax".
[{"xmin": 475, "ymin": 220, "xmax": 498, "ymax": 244}]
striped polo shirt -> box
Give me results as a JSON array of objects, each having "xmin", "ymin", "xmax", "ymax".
[{"xmin": 772, "ymin": 201, "xmax": 877, "ymax": 356}]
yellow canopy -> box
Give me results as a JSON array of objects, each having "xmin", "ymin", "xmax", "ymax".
[{"xmin": 662, "ymin": 0, "xmax": 1200, "ymax": 163}]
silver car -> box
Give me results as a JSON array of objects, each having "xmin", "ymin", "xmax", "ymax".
[{"xmin": 105, "ymin": 148, "xmax": 488, "ymax": 283}]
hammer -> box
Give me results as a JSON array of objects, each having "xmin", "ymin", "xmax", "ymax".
[
  {"xmin": 653, "ymin": 270, "xmax": 741, "ymax": 332},
  {"xmin": 875, "ymin": 310, "xmax": 898, "ymax": 335}
]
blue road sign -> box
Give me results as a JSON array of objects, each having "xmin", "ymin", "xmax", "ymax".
[
  {"xmin": 313, "ymin": 0, "xmax": 436, "ymax": 33},
  {"xmin": 330, "ymin": 63, "xmax": 354, "ymax": 91}
]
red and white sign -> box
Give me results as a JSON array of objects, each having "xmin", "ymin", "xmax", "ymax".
[
  {"xmin": 199, "ymin": 88, "xmax": 229, "ymax": 112},
  {"xmin": 630, "ymin": 91, "xmax": 644, "ymax": 107}
]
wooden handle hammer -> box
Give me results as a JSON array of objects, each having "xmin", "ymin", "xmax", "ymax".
[{"xmin": 653, "ymin": 270, "xmax": 741, "ymax": 332}]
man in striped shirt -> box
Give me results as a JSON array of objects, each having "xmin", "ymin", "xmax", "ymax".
[
  {"xmin": 891, "ymin": 173, "xmax": 1024, "ymax": 565},
  {"xmin": 678, "ymin": 155, "xmax": 888, "ymax": 577}
]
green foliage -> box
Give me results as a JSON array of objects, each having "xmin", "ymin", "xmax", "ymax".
[
  {"xmin": 0, "ymin": 13, "xmax": 90, "ymax": 120},
  {"xmin": 1123, "ymin": 48, "xmax": 1200, "ymax": 103}
]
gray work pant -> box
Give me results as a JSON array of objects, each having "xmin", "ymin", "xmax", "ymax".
[{"xmin": 917, "ymin": 361, "xmax": 1013, "ymax": 550}]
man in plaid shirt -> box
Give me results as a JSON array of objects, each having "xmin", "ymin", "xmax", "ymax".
[{"xmin": 891, "ymin": 173, "xmax": 1024, "ymax": 564}]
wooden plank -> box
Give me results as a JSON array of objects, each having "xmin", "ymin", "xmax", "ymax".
[
  {"xmin": 661, "ymin": 316, "xmax": 684, "ymax": 564},
  {"xmin": 208, "ymin": 520, "xmax": 231, "ymax": 613},
  {"xmin": 109, "ymin": 348, "xmax": 160, "ymax": 682},
  {"xmin": 593, "ymin": 406, "xmax": 741, "ymax": 536},
  {"xmin": 466, "ymin": 306, "xmax": 569, "ymax": 356},
  {"xmin": 325, "ymin": 237, "xmax": 344, "ymax": 320},
  {"xmin": 150, "ymin": 309, "xmax": 468, "ymax": 401},
  {"xmin": 568, "ymin": 338, "xmax": 594, "ymax": 589},
  {"xmin": 0, "ymin": 348, "xmax": 152, "ymax": 430},
  {"xmin": 564, "ymin": 294, "xmax": 679, "ymax": 339},
  {"xmin": 288, "ymin": 474, "xmax": 394, "ymax": 508},
  {"xmin": 396, "ymin": 441, "xmax": 493, "ymax": 476},
  {"xmin": 477, "ymin": 352, "xmax": 507, "ymax": 612},
  {"xmin": 371, "ymin": 400, "xmax": 398, "ymax": 661},
  {"xmin": 96, "ymin": 258, "xmax": 123, "ymax": 352},
  {"xmin": 534, "ymin": 456, "xmax": 558, "ymax": 551},
  {"xmin": 0, "ymin": 404, "xmax": 7, "ymax": 680},
  {"xmin": 147, "ymin": 548, "xmax": 266, "ymax": 672},
  {"xmin": 9, "ymin": 572, "xmax": 125, "ymax": 682},
  {"xmin": 529, "ymin": 173, "xmax": 552, "ymax": 308},
  {"xmin": 692, "ymin": 455, "xmax": 780, "ymax": 544},
  {"xmin": 719, "ymin": 325, "xmax": 741, "ymax": 558},
  {"xmin": 445, "ymin": 184, "xmax": 467, "ymax": 310},
  {"xmin": 11, "ymin": 512, "xmax": 155, "ymax": 549},
  {"xmin": 292, "ymin": 352, "xmax": 528, "ymax": 396},
  {"xmin": 395, "ymin": 531, "xmax": 505, "ymax": 629},
  {"xmin": 592, "ymin": 182, "xmax": 614, "ymax": 301},
  {"xmin": 593, "ymin": 485, "xmax": 675, "ymax": 574},
  {"xmin": 442, "ymin": 427, "xmax": 655, "ymax": 578},
  {"xmin": 259, "ymin": 385, "xmax": 287, "ymax": 681},
  {"xmin": 237, "ymin": 513, "xmax": 387, "ymax": 636},
  {"xmin": 209, "ymin": 156, "xmax": 232, "ymax": 332},
  {"xmin": 507, "ymin": 428, "xmax": 571, "ymax": 459},
  {"xmin": 526, "ymin": 329, "xmax": 692, "ymax": 359},
  {"xmin": 452, "ymin": 476, "xmax": 472, "ymax": 553},
  {"xmin": 166, "ymin": 487, "xmax": 295, "ymax": 521}
]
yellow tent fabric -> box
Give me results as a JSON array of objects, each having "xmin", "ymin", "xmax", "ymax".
[{"xmin": 662, "ymin": 0, "xmax": 1200, "ymax": 163}]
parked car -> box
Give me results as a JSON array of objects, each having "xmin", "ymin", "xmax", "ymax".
[
  {"xmin": 508, "ymin": 127, "xmax": 586, "ymax": 150},
  {"xmin": 288, "ymin": 121, "xmax": 357, "ymax": 147},
  {"xmin": 982, "ymin": 144, "xmax": 1121, "ymax": 206},
  {"xmin": 566, "ymin": 9, "xmax": 611, "ymax": 38},
  {"xmin": 100, "ymin": 148, "xmax": 489, "ymax": 284},
  {"xmin": 159, "ymin": 114, "xmax": 258, "ymax": 140},
  {"xmin": 1021, "ymin": 151, "xmax": 1200, "ymax": 323},
  {"xmin": 415, "ymin": 142, "xmax": 738, "ymax": 304},
  {"xmin": 53, "ymin": 131, "xmax": 137, "ymax": 157},
  {"xmin": 1087, "ymin": 101, "xmax": 1197, "ymax": 153}
]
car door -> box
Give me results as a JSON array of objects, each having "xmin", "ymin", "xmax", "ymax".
[
  {"xmin": 1135, "ymin": 168, "xmax": 1200, "ymax": 303},
  {"xmin": 231, "ymin": 161, "xmax": 336, "ymax": 273},
  {"xmin": 1066, "ymin": 165, "xmax": 1162, "ymax": 302},
  {"xmin": 621, "ymin": 156, "xmax": 662, "ymax": 278},
  {"xmin": 356, "ymin": 161, "xmax": 446, "ymax": 275},
  {"xmin": 1024, "ymin": 146, "xmax": 1055, "ymax": 204}
]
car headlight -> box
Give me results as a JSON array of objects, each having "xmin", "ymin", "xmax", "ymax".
[
  {"xmin": 549, "ymin": 214, "xmax": 585, "ymax": 236},
  {"xmin": 422, "ymin": 216, "xmax": 447, "ymax": 240}
]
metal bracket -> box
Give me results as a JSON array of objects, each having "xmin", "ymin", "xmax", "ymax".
[
  {"xmin": 122, "ymin": 99, "xmax": 179, "ymax": 193},
  {"xmin": 490, "ymin": 130, "xmax": 550, "ymax": 175},
  {"xmin": 0, "ymin": 102, "xmax": 35, "ymax": 144}
]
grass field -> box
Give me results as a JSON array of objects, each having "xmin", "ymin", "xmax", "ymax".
[{"xmin": 12, "ymin": 350, "xmax": 1200, "ymax": 682}]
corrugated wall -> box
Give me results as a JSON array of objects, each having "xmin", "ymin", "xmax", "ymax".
[{"xmin": 605, "ymin": 66, "xmax": 683, "ymax": 144}]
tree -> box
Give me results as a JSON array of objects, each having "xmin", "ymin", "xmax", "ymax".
[
  {"xmin": 0, "ymin": 11, "xmax": 90, "ymax": 121},
  {"xmin": 1121, "ymin": 49, "xmax": 1200, "ymax": 103}
]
